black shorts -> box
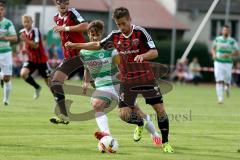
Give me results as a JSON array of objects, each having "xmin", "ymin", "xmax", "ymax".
[
  {"xmin": 56, "ymin": 56, "xmax": 83, "ymax": 76},
  {"xmin": 119, "ymin": 80, "xmax": 163, "ymax": 108},
  {"xmin": 23, "ymin": 61, "xmax": 51, "ymax": 78}
]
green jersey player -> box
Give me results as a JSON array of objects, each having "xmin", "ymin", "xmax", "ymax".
[
  {"xmin": 211, "ymin": 25, "xmax": 239, "ymax": 104},
  {"xmin": 0, "ymin": 1, "xmax": 17, "ymax": 105},
  {"xmin": 78, "ymin": 20, "xmax": 162, "ymax": 145}
]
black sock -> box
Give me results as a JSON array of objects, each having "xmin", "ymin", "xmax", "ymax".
[
  {"xmin": 157, "ymin": 114, "xmax": 169, "ymax": 143},
  {"xmin": 126, "ymin": 112, "xmax": 144, "ymax": 126},
  {"xmin": 25, "ymin": 75, "xmax": 40, "ymax": 89},
  {"xmin": 50, "ymin": 82, "xmax": 68, "ymax": 117}
]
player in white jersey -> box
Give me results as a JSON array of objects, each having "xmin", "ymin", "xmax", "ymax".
[
  {"xmin": 211, "ymin": 25, "xmax": 239, "ymax": 104},
  {"xmin": 0, "ymin": 1, "xmax": 17, "ymax": 105},
  {"xmin": 75, "ymin": 20, "xmax": 162, "ymax": 145}
]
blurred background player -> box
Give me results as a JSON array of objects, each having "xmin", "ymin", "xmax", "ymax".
[
  {"xmin": 20, "ymin": 15, "xmax": 51, "ymax": 99},
  {"xmin": 49, "ymin": 0, "xmax": 88, "ymax": 124},
  {"xmin": 0, "ymin": 1, "xmax": 17, "ymax": 105},
  {"xmin": 65, "ymin": 7, "xmax": 173, "ymax": 153},
  {"xmin": 211, "ymin": 25, "xmax": 239, "ymax": 104},
  {"xmin": 78, "ymin": 20, "xmax": 161, "ymax": 145},
  {"xmin": 189, "ymin": 57, "xmax": 202, "ymax": 85}
]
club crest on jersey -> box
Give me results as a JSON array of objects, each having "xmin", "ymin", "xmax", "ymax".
[
  {"xmin": 99, "ymin": 52, "xmax": 104, "ymax": 58},
  {"xmin": 132, "ymin": 39, "xmax": 139, "ymax": 46}
]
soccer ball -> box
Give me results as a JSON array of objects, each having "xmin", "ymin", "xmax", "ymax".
[{"xmin": 98, "ymin": 136, "xmax": 119, "ymax": 153}]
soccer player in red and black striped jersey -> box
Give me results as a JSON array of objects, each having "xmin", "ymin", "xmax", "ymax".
[
  {"xmin": 49, "ymin": 0, "xmax": 88, "ymax": 124},
  {"xmin": 65, "ymin": 7, "xmax": 174, "ymax": 153},
  {"xmin": 20, "ymin": 15, "xmax": 51, "ymax": 99}
]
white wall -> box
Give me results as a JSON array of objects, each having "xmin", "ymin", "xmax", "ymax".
[
  {"xmin": 25, "ymin": 5, "xmax": 57, "ymax": 35},
  {"xmin": 156, "ymin": 0, "xmax": 176, "ymax": 15}
]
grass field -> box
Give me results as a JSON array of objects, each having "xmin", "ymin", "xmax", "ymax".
[{"xmin": 0, "ymin": 78, "xmax": 239, "ymax": 160}]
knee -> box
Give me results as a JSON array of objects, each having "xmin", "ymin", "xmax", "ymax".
[
  {"xmin": 3, "ymin": 76, "xmax": 10, "ymax": 82},
  {"xmin": 20, "ymin": 72, "xmax": 28, "ymax": 79},
  {"xmin": 153, "ymin": 104, "xmax": 166, "ymax": 116},
  {"xmin": 119, "ymin": 108, "xmax": 132, "ymax": 122},
  {"xmin": 92, "ymin": 102, "xmax": 103, "ymax": 112}
]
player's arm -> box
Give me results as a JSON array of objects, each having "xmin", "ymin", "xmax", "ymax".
[
  {"xmin": 230, "ymin": 40, "xmax": 240, "ymax": 57},
  {"xmin": 20, "ymin": 28, "xmax": 40, "ymax": 49},
  {"xmin": 65, "ymin": 31, "xmax": 115, "ymax": 50},
  {"xmin": 211, "ymin": 39, "xmax": 217, "ymax": 59},
  {"xmin": 0, "ymin": 35, "xmax": 18, "ymax": 42},
  {"xmin": 0, "ymin": 22, "xmax": 18, "ymax": 42},
  {"xmin": 53, "ymin": 22, "xmax": 88, "ymax": 33},
  {"xmin": 134, "ymin": 27, "xmax": 158, "ymax": 62},
  {"xmin": 65, "ymin": 41, "xmax": 102, "ymax": 50},
  {"xmin": 20, "ymin": 34, "xmax": 39, "ymax": 49},
  {"xmin": 82, "ymin": 69, "xmax": 91, "ymax": 95},
  {"xmin": 54, "ymin": 9, "xmax": 88, "ymax": 33},
  {"xmin": 211, "ymin": 46, "xmax": 217, "ymax": 59}
]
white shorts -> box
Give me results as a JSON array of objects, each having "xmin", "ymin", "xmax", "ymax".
[
  {"xmin": 214, "ymin": 61, "xmax": 233, "ymax": 84},
  {"xmin": 91, "ymin": 85, "xmax": 120, "ymax": 104},
  {"xmin": 0, "ymin": 51, "xmax": 13, "ymax": 76}
]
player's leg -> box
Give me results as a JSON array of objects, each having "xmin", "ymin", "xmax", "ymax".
[
  {"xmin": 133, "ymin": 106, "xmax": 162, "ymax": 145},
  {"xmin": 214, "ymin": 62, "xmax": 224, "ymax": 104},
  {"xmin": 224, "ymin": 63, "xmax": 233, "ymax": 98},
  {"xmin": 49, "ymin": 56, "xmax": 83, "ymax": 124},
  {"xmin": 38, "ymin": 62, "xmax": 52, "ymax": 86},
  {"xmin": 141, "ymin": 80, "xmax": 173, "ymax": 152},
  {"xmin": 49, "ymin": 70, "xmax": 69, "ymax": 123},
  {"xmin": 2, "ymin": 75, "xmax": 12, "ymax": 106},
  {"xmin": 1, "ymin": 52, "xmax": 13, "ymax": 105},
  {"xmin": 151, "ymin": 103, "xmax": 173, "ymax": 153},
  {"xmin": 20, "ymin": 62, "xmax": 41, "ymax": 99},
  {"xmin": 92, "ymin": 97, "xmax": 110, "ymax": 140}
]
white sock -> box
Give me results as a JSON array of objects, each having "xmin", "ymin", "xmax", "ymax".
[
  {"xmin": 144, "ymin": 115, "xmax": 159, "ymax": 137},
  {"xmin": 224, "ymin": 85, "xmax": 230, "ymax": 91},
  {"xmin": 95, "ymin": 112, "xmax": 110, "ymax": 134},
  {"xmin": 3, "ymin": 81, "xmax": 12, "ymax": 103},
  {"xmin": 216, "ymin": 83, "xmax": 224, "ymax": 102}
]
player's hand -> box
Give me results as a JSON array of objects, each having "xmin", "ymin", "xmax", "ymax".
[
  {"xmin": 0, "ymin": 36, "xmax": 6, "ymax": 41},
  {"xmin": 82, "ymin": 82, "xmax": 90, "ymax": 95},
  {"xmin": 116, "ymin": 72, "xmax": 121, "ymax": 80},
  {"xmin": 134, "ymin": 55, "xmax": 144, "ymax": 63},
  {"xmin": 65, "ymin": 41, "xmax": 76, "ymax": 49},
  {"xmin": 53, "ymin": 26, "xmax": 65, "ymax": 32},
  {"xmin": 20, "ymin": 34, "xmax": 27, "ymax": 41},
  {"xmin": 221, "ymin": 54, "xmax": 231, "ymax": 58}
]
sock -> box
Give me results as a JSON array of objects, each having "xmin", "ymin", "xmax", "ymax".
[
  {"xmin": 216, "ymin": 83, "xmax": 224, "ymax": 102},
  {"xmin": 3, "ymin": 81, "xmax": 12, "ymax": 103},
  {"xmin": 126, "ymin": 112, "xmax": 144, "ymax": 126},
  {"xmin": 157, "ymin": 113, "xmax": 169, "ymax": 143},
  {"xmin": 50, "ymin": 81, "xmax": 68, "ymax": 117},
  {"xmin": 95, "ymin": 112, "xmax": 110, "ymax": 134},
  {"xmin": 25, "ymin": 75, "xmax": 40, "ymax": 89},
  {"xmin": 144, "ymin": 115, "xmax": 159, "ymax": 136}
]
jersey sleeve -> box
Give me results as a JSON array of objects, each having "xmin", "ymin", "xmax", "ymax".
[
  {"xmin": 8, "ymin": 22, "xmax": 17, "ymax": 36},
  {"xmin": 232, "ymin": 40, "xmax": 239, "ymax": 51},
  {"xmin": 100, "ymin": 32, "xmax": 115, "ymax": 50},
  {"xmin": 70, "ymin": 8, "xmax": 86, "ymax": 24},
  {"xmin": 139, "ymin": 27, "xmax": 156, "ymax": 50},
  {"xmin": 212, "ymin": 38, "xmax": 217, "ymax": 48},
  {"xmin": 33, "ymin": 28, "xmax": 40, "ymax": 43}
]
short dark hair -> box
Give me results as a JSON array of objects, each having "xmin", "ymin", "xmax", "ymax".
[
  {"xmin": 223, "ymin": 25, "xmax": 230, "ymax": 29},
  {"xmin": 113, "ymin": 7, "xmax": 130, "ymax": 20},
  {"xmin": 0, "ymin": 0, "xmax": 6, "ymax": 7},
  {"xmin": 87, "ymin": 20, "xmax": 104, "ymax": 34}
]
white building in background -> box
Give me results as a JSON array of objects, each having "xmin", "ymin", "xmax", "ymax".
[
  {"xmin": 25, "ymin": 0, "xmax": 57, "ymax": 34},
  {"xmin": 158, "ymin": 0, "xmax": 240, "ymax": 47}
]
